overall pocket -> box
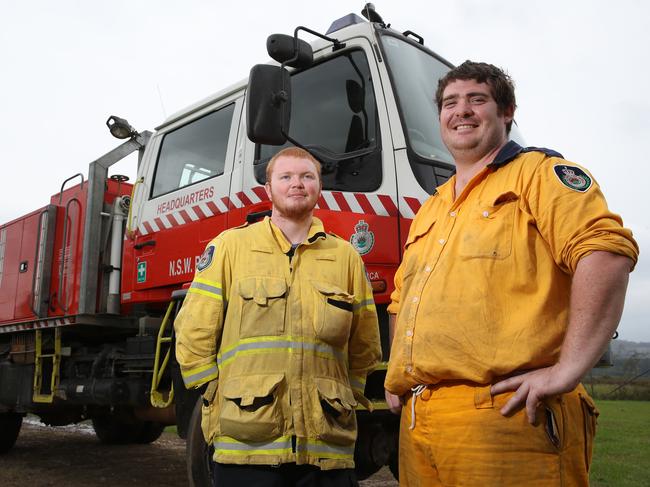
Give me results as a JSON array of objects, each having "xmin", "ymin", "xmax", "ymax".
[
  {"xmin": 238, "ymin": 277, "xmax": 287, "ymax": 338},
  {"xmin": 310, "ymin": 281, "xmax": 354, "ymax": 347},
  {"xmin": 578, "ymin": 391, "xmax": 599, "ymax": 471},
  {"xmin": 313, "ymin": 377, "xmax": 358, "ymax": 445},
  {"xmin": 219, "ymin": 373, "xmax": 286, "ymax": 442}
]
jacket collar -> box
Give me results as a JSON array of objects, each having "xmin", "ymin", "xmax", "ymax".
[
  {"xmin": 265, "ymin": 216, "xmax": 327, "ymax": 253},
  {"xmin": 487, "ymin": 140, "xmax": 524, "ymax": 168},
  {"xmin": 435, "ymin": 140, "xmax": 524, "ymax": 201}
]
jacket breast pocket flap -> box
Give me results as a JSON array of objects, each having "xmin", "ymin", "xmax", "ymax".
[
  {"xmin": 311, "ymin": 281, "xmax": 354, "ymax": 346},
  {"xmin": 239, "ymin": 277, "xmax": 287, "ymax": 305},
  {"xmin": 459, "ymin": 192, "xmax": 519, "ymax": 259},
  {"xmin": 238, "ymin": 277, "xmax": 287, "ymax": 337},
  {"xmin": 219, "ymin": 373, "xmax": 285, "ymax": 442},
  {"xmin": 312, "ymin": 281, "xmax": 354, "ymax": 305},
  {"xmin": 404, "ymin": 218, "xmax": 436, "ymax": 250},
  {"xmin": 314, "ymin": 377, "xmax": 357, "ymax": 445}
]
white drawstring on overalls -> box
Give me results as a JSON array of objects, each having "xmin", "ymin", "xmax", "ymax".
[{"xmin": 409, "ymin": 384, "xmax": 427, "ymax": 430}]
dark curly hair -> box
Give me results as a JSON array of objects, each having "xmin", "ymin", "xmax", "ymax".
[{"xmin": 435, "ymin": 61, "xmax": 517, "ymax": 134}]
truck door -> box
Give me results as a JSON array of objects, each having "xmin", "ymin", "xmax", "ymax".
[
  {"xmin": 243, "ymin": 41, "xmax": 399, "ymax": 305},
  {"xmin": 127, "ymin": 93, "xmax": 243, "ymax": 297}
]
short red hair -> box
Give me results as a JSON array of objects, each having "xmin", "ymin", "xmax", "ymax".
[{"xmin": 266, "ymin": 147, "xmax": 322, "ymax": 183}]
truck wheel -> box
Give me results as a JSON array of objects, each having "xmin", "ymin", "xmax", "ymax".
[
  {"xmin": 92, "ymin": 410, "xmax": 164, "ymax": 444},
  {"xmin": 92, "ymin": 413, "xmax": 138, "ymax": 444},
  {"xmin": 134, "ymin": 421, "xmax": 166, "ymax": 444},
  {"xmin": 186, "ymin": 398, "xmax": 213, "ymax": 487},
  {"xmin": 388, "ymin": 449, "xmax": 399, "ymax": 481},
  {"xmin": 354, "ymin": 422, "xmax": 388, "ymax": 480},
  {"xmin": 0, "ymin": 412, "xmax": 23, "ymax": 454}
]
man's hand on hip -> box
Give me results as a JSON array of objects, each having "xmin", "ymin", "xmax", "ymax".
[{"xmin": 490, "ymin": 365, "xmax": 580, "ymax": 423}]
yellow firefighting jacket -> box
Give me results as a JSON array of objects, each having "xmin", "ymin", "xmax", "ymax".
[{"xmin": 174, "ymin": 216, "xmax": 381, "ymax": 469}]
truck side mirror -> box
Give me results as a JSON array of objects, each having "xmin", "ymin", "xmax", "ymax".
[
  {"xmin": 267, "ymin": 34, "xmax": 313, "ymax": 69},
  {"xmin": 247, "ymin": 64, "xmax": 291, "ymax": 145}
]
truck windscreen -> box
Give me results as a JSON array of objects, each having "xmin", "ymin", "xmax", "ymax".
[{"xmin": 379, "ymin": 33, "xmax": 454, "ymax": 167}]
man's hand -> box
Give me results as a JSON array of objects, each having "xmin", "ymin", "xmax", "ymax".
[
  {"xmin": 385, "ymin": 390, "xmax": 402, "ymax": 415},
  {"xmin": 491, "ymin": 365, "xmax": 579, "ymax": 423}
]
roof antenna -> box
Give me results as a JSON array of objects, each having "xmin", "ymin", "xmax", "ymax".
[{"xmin": 156, "ymin": 83, "xmax": 168, "ymax": 118}]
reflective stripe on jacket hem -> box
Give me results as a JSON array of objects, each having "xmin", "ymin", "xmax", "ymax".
[
  {"xmin": 213, "ymin": 436, "xmax": 354, "ymax": 460},
  {"xmin": 214, "ymin": 436, "xmax": 293, "ymax": 456}
]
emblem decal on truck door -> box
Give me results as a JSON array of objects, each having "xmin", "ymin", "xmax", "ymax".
[{"xmin": 350, "ymin": 220, "xmax": 375, "ymax": 255}]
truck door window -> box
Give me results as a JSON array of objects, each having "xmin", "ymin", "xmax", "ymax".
[
  {"xmin": 151, "ymin": 103, "xmax": 236, "ymax": 198},
  {"xmin": 256, "ymin": 49, "xmax": 381, "ymax": 192}
]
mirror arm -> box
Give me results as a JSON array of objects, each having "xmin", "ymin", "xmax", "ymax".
[
  {"xmin": 280, "ymin": 127, "xmax": 314, "ymax": 158},
  {"xmin": 291, "ymin": 26, "xmax": 346, "ymax": 61}
]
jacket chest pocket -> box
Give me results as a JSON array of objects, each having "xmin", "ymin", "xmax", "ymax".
[
  {"xmin": 219, "ymin": 373, "xmax": 286, "ymax": 442},
  {"xmin": 312, "ymin": 377, "xmax": 357, "ymax": 446},
  {"xmin": 238, "ymin": 277, "xmax": 287, "ymax": 338},
  {"xmin": 458, "ymin": 193, "xmax": 519, "ymax": 260},
  {"xmin": 310, "ymin": 281, "xmax": 354, "ymax": 347}
]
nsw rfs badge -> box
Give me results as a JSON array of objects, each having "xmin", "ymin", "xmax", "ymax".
[{"xmin": 350, "ymin": 220, "xmax": 375, "ymax": 255}]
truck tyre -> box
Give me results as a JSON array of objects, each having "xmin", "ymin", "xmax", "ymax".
[
  {"xmin": 0, "ymin": 412, "xmax": 22, "ymax": 454},
  {"xmin": 134, "ymin": 420, "xmax": 166, "ymax": 444},
  {"xmin": 353, "ymin": 421, "xmax": 388, "ymax": 480},
  {"xmin": 186, "ymin": 398, "xmax": 213, "ymax": 487},
  {"xmin": 92, "ymin": 414, "xmax": 138, "ymax": 444},
  {"xmin": 92, "ymin": 411, "xmax": 164, "ymax": 445},
  {"xmin": 388, "ymin": 449, "xmax": 399, "ymax": 481}
]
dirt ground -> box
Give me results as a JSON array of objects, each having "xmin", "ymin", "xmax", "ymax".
[{"xmin": 0, "ymin": 420, "xmax": 397, "ymax": 486}]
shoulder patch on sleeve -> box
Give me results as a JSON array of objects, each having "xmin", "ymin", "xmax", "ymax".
[
  {"xmin": 553, "ymin": 164, "xmax": 593, "ymax": 192},
  {"xmin": 197, "ymin": 245, "xmax": 215, "ymax": 272}
]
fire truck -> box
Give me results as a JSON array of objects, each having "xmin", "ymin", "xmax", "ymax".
[{"xmin": 0, "ymin": 4, "xmax": 490, "ymax": 484}]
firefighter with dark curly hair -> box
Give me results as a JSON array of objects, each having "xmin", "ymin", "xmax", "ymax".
[{"xmin": 385, "ymin": 61, "xmax": 638, "ymax": 486}]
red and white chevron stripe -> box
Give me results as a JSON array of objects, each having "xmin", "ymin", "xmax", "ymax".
[
  {"xmin": 137, "ymin": 188, "xmax": 429, "ymax": 236},
  {"xmin": 0, "ymin": 317, "xmax": 75, "ymax": 334}
]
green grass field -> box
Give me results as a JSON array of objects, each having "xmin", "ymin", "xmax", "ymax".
[
  {"xmin": 585, "ymin": 380, "xmax": 650, "ymax": 401},
  {"xmin": 590, "ymin": 400, "xmax": 650, "ymax": 487}
]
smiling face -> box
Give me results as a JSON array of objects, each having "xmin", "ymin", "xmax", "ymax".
[
  {"xmin": 439, "ymin": 79, "xmax": 513, "ymax": 164},
  {"xmin": 264, "ymin": 155, "xmax": 321, "ymax": 220}
]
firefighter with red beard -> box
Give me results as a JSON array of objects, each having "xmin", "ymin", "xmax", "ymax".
[{"xmin": 175, "ymin": 147, "xmax": 381, "ymax": 487}]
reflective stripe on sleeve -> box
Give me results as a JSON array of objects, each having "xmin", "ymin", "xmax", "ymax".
[
  {"xmin": 214, "ymin": 436, "xmax": 293, "ymax": 456},
  {"xmin": 349, "ymin": 374, "xmax": 366, "ymax": 394},
  {"xmin": 353, "ymin": 296, "xmax": 376, "ymax": 313},
  {"xmin": 181, "ymin": 362, "xmax": 219, "ymax": 388},
  {"xmin": 188, "ymin": 277, "xmax": 223, "ymax": 301}
]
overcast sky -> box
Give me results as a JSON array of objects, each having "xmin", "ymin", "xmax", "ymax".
[{"xmin": 1, "ymin": 1, "xmax": 648, "ymax": 341}]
